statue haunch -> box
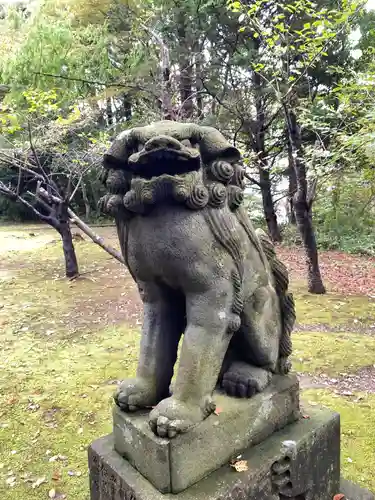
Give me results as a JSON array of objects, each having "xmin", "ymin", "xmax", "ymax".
[{"xmin": 100, "ymin": 121, "xmax": 295, "ymax": 438}]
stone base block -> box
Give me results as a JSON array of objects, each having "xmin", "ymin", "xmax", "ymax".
[
  {"xmin": 113, "ymin": 374, "xmax": 299, "ymax": 493},
  {"xmin": 341, "ymin": 478, "xmax": 375, "ymax": 500},
  {"xmin": 89, "ymin": 406, "xmax": 347, "ymax": 500}
]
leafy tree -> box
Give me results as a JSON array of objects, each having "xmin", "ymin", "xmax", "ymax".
[{"xmin": 230, "ymin": 0, "xmax": 363, "ymax": 293}]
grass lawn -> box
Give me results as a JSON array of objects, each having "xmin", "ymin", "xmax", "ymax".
[{"xmin": 0, "ymin": 225, "xmax": 374, "ymax": 499}]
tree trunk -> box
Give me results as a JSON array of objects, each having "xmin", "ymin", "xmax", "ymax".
[
  {"xmin": 177, "ymin": 10, "xmax": 194, "ymax": 118},
  {"xmin": 123, "ymin": 94, "xmax": 132, "ymax": 121},
  {"xmin": 251, "ymin": 68, "xmax": 281, "ymax": 242},
  {"xmin": 259, "ymin": 165, "xmax": 282, "ymax": 242},
  {"xmin": 36, "ymin": 186, "xmax": 124, "ymax": 264},
  {"xmin": 284, "ymin": 105, "xmax": 325, "ymax": 294},
  {"xmin": 106, "ymin": 98, "xmax": 113, "ymax": 126},
  {"xmin": 140, "ymin": 22, "xmax": 173, "ymax": 120},
  {"xmin": 58, "ymin": 220, "xmax": 79, "ymax": 278},
  {"xmin": 287, "ymin": 138, "xmax": 297, "ymax": 224},
  {"xmin": 81, "ymin": 181, "xmax": 91, "ymax": 220},
  {"xmin": 195, "ymin": 55, "xmax": 204, "ymax": 118}
]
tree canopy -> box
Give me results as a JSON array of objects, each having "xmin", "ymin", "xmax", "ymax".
[{"xmin": 1, "ymin": 0, "xmax": 374, "ymax": 288}]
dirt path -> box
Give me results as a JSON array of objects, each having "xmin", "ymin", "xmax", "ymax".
[
  {"xmin": 277, "ymin": 246, "xmax": 375, "ymax": 297},
  {"xmin": 299, "ymin": 366, "xmax": 375, "ymax": 394},
  {"xmin": 0, "ymin": 229, "xmax": 56, "ymax": 254}
]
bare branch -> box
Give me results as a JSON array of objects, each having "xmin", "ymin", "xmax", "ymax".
[
  {"xmin": 68, "ymin": 175, "xmax": 83, "ymax": 203},
  {"xmin": 27, "ymin": 188, "xmax": 54, "ymax": 215},
  {"xmin": 27, "ymin": 121, "xmax": 47, "ymax": 180},
  {"xmin": 16, "ymin": 168, "xmax": 22, "ymax": 195},
  {"xmin": 0, "ymin": 181, "xmax": 53, "ymax": 224},
  {"xmin": 307, "ymin": 178, "xmax": 318, "ymax": 208},
  {"xmin": 245, "ymin": 172, "xmax": 261, "ymax": 187},
  {"xmin": 37, "ymin": 186, "xmax": 63, "ymax": 205},
  {"xmin": 68, "ymin": 210, "xmax": 125, "ymax": 264},
  {"xmin": 32, "ymin": 72, "xmax": 159, "ymax": 98}
]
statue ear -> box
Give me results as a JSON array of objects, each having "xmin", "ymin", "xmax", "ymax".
[
  {"xmin": 196, "ymin": 126, "xmax": 241, "ymax": 164},
  {"xmin": 103, "ymin": 129, "xmax": 136, "ymax": 171},
  {"xmin": 103, "ymin": 153, "xmax": 129, "ymax": 171}
]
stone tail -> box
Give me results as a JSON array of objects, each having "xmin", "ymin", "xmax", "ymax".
[{"xmin": 255, "ymin": 229, "xmax": 296, "ymax": 374}]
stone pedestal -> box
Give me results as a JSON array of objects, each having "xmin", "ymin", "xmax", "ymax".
[
  {"xmin": 112, "ymin": 375, "xmax": 299, "ymax": 493},
  {"xmin": 88, "ymin": 373, "xmax": 374, "ymax": 499},
  {"xmin": 89, "ymin": 406, "xmax": 342, "ymax": 500}
]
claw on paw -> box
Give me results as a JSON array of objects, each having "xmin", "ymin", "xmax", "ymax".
[
  {"xmin": 221, "ymin": 362, "xmax": 272, "ymax": 398},
  {"xmin": 149, "ymin": 395, "xmax": 215, "ymax": 438},
  {"xmin": 114, "ymin": 378, "xmax": 158, "ymax": 412}
]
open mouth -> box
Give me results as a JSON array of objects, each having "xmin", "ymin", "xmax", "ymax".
[
  {"xmin": 128, "ymin": 148, "xmax": 200, "ymax": 178},
  {"xmin": 127, "ymin": 136, "xmax": 201, "ymax": 179}
]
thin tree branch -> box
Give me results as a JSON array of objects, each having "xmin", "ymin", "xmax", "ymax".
[
  {"xmin": 245, "ymin": 172, "xmax": 261, "ymax": 187},
  {"xmin": 27, "ymin": 188, "xmax": 54, "ymax": 215},
  {"xmin": 0, "ymin": 182, "xmax": 53, "ymax": 224},
  {"xmin": 33, "ymin": 72, "xmax": 158, "ymax": 97},
  {"xmin": 68, "ymin": 175, "xmax": 83, "ymax": 203}
]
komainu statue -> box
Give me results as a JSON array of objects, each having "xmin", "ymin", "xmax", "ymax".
[{"xmin": 100, "ymin": 121, "xmax": 295, "ymax": 438}]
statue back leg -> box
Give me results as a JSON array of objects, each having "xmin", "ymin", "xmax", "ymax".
[{"xmin": 221, "ymin": 284, "xmax": 282, "ymax": 398}]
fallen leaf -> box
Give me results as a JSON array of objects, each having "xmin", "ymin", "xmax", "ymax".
[
  {"xmin": 6, "ymin": 476, "xmax": 16, "ymax": 487},
  {"xmin": 32, "ymin": 476, "xmax": 46, "ymax": 488},
  {"xmin": 333, "ymin": 494, "xmax": 346, "ymax": 500},
  {"xmin": 230, "ymin": 459, "xmax": 248, "ymax": 472},
  {"xmin": 52, "ymin": 470, "xmax": 61, "ymax": 481},
  {"xmin": 302, "ymin": 414, "xmax": 310, "ymax": 419},
  {"xmin": 214, "ymin": 407, "xmax": 223, "ymax": 416},
  {"xmin": 342, "ymin": 391, "xmax": 353, "ymax": 396},
  {"xmin": 49, "ymin": 489, "xmax": 66, "ymax": 500},
  {"xmin": 49, "ymin": 455, "xmax": 67, "ymax": 463},
  {"xmin": 68, "ymin": 470, "xmax": 82, "ymax": 477}
]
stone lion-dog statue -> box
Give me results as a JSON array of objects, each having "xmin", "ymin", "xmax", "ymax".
[{"xmin": 99, "ymin": 121, "xmax": 295, "ymax": 438}]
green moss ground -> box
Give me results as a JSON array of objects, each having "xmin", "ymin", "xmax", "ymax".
[
  {"xmin": 294, "ymin": 286, "xmax": 375, "ymax": 326},
  {"xmin": 301, "ymin": 390, "xmax": 375, "ymax": 491},
  {"xmin": 0, "ymin": 325, "xmax": 139, "ymax": 500},
  {"xmin": 292, "ymin": 331, "xmax": 375, "ymax": 375},
  {"xmin": 0, "ymin": 226, "xmax": 374, "ymax": 497}
]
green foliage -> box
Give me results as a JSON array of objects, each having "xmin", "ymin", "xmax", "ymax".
[
  {"xmin": 0, "ymin": 3, "xmax": 117, "ymax": 109},
  {"xmin": 314, "ymin": 174, "xmax": 375, "ymax": 255},
  {"xmin": 281, "ymin": 172, "xmax": 375, "ymax": 255},
  {"xmin": 0, "ymin": 195, "xmax": 38, "ymax": 221},
  {"xmin": 0, "ymin": 0, "xmax": 374, "ymax": 257}
]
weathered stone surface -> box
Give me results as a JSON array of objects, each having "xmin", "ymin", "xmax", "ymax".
[
  {"xmin": 100, "ymin": 121, "xmax": 296, "ymax": 439},
  {"xmin": 113, "ymin": 374, "xmax": 299, "ymax": 493},
  {"xmin": 90, "ymin": 405, "xmax": 342, "ymax": 500},
  {"xmin": 113, "ymin": 407, "xmax": 170, "ymax": 493},
  {"xmin": 341, "ymin": 478, "xmax": 375, "ymax": 500}
]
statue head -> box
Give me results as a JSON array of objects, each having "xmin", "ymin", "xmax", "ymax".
[{"xmin": 100, "ymin": 121, "xmax": 246, "ymax": 216}]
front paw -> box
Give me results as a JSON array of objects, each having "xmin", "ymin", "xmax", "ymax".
[
  {"xmin": 114, "ymin": 377, "xmax": 158, "ymax": 411},
  {"xmin": 149, "ymin": 395, "xmax": 216, "ymax": 438}
]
